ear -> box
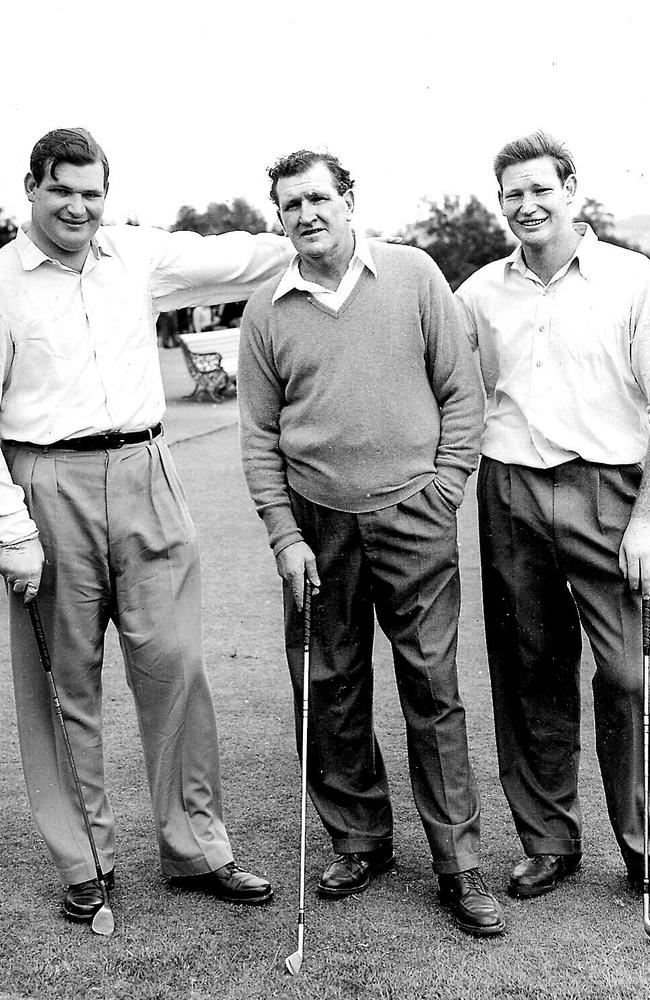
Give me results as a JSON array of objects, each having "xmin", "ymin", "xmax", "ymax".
[
  {"xmin": 344, "ymin": 189, "xmax": 354, "ymax": 220},
  {"xmin": 497, "ymin": 186, "xmax": 505, "ymax": 215},
  {"xmin": 276, "ymin": 208, "xmax": 286, "ymax": 234},
  {"xmin": 564, "ymin": 174, "xmax": 577, "ymax": 203},
  {"xmin": 24, "ymin": 172, "xmax": 37, "ymax": 202}
]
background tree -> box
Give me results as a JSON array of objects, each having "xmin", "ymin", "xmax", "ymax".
[
  {"xmin": 171, "ymin": 197, "xmax": 267, "ymax": 236},
  {"xmin": 0, "ymin": 209, "xmax": 17, "ymax": 248},
  {"xmin": 402, "ymin": 195, "xmax": 510, "ymax": 289},
  {"xmin": 574, "ymin": 197, "xmax": 644, "ymax": 252}
]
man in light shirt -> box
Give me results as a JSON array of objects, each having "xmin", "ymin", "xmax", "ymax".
[
  {"xmin": 0, "ymin": 127, "xmax": 293, "ymax": 925},
  {"xmin": 456, "ymin": 130, "xmax": 650, "ymax": 899},
  {"xmin": 238, "ymin": 149, "xmax": 505, "ymax": 936}
]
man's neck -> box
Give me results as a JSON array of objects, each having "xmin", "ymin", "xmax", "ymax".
[
  {"xmin": 24, "ymin": 224, "xmax": 90, "ymax": 274},
  {"xmin": 298, "ymin": 233, "xmax": 356, "ymax": 290},
  {"xmin": 522, "ymin": 228, "xmax": 581, "ymax": 286}
]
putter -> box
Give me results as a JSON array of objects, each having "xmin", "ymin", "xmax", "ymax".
[
  {"xmin": 641, "ymin": 597, "xmax": 650, "ymax": 936},
  {"xmin": 285, "ymin": 579, "xmax": 312, "ymax": 976},
  {"xmin": 27, "ymin": 600, "xmax": 115, "ymax": 937}
]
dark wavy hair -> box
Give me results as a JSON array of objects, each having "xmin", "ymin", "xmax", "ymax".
[
  {"xmin": 29, "ymin": 128, "xmax": 109, "ymax": 190},
  {"xmin": 493, "ymin": 131, "xmax": 576, "ymax": 189},
  {"xmin": 268, "ymin": 150, "xmax": 354, "ymax": 206}
]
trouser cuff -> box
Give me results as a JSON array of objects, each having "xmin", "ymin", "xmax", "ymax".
[
  {"xmin": 521, "ymin": 835, "xmax": 582, "ymax": 857},
  {"xmin": 331, "ymin": 836, "xmax": 393, "ymax": 855}
]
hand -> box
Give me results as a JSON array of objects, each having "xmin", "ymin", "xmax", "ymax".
[
  {"xmin": 619, "ymin": 514, "xmax": 650, "ymax": 595},
  {"xmin": 276, "ymin": 541, "xmax": 320, "ymax": 610},
  {"xmin": 0, "ymin": 536, "xmax": 45, "ymax": 604}
]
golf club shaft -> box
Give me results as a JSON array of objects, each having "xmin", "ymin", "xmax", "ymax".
[
  {"xmin": 641, "ymin": 597, "xmax": 650, "ymax": 935},
  {"xmin": 297, "ymin": 580, "xmax": 312, "ymax": 944},
  {"xmin": 27, "ymin": 601, "xmax": 108, "ymax": 892}
]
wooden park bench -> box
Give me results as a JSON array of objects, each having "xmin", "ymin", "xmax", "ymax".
[{"xmin": 178, "ymin": 329, "xmax": 240, "ymax": 402}]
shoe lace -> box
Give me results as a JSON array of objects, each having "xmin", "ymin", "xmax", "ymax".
[{"xmin": 460, "ymin": 868, "xmax": 487, "ymax": 894}]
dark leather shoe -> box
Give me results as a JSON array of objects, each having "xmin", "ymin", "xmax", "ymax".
[
  {"xmin": 171, "ymin": 862, "xmax": 273, "ymax": 905},
  {"xmin": 63, "ymin": 869, "xmax": 114, "ymax": 923},
  {"xmin": 508, "ymin": 853, "xmax": 582, "ymax": 899},
  {"xmin": 317, "ymin": 848, "xmax": 395, "ymax": 898},
  {"xmin": 438, "ymin": 869, "xmax": 505, "ymax": 936}
]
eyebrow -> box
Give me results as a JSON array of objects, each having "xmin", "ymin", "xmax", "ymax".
[
  {"xmin": 46, "ymin": 182, "xmax": 104, "ymax": 196},
  {"xmin": 281, "ymin": 189, "xmax": 331, "ymax": 207}
]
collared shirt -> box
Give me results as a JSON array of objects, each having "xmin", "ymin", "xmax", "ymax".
[
  {"xmin": 271, "ymin": 234, "xmax": 377, "ymax": 308},
  {"xmin": 455, "ymin": 224, "xmax": 650, "ymax": 467},
  {"xmin": 0, "ymin": 224, "xmax": 291, "ymax": 542}
]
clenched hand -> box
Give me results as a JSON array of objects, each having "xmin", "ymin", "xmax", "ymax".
[{"xmin": 0, "ymin": 536, "xmax": 45, "ymax": 604}]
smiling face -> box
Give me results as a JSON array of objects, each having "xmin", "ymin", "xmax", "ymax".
[
  {"xmin": 499, "ymin": 156, "xmax": 576, "ymax": 253},
  {"xmin": 275, "ymin": 161, "xmax": 354, "ymax": 274},
  {"xmin": 25, "ymin": 159, "xmax": 106, "ymax": 268}
]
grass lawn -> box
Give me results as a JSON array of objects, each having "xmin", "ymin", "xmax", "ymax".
[{"xmin": 0, "ymin": 425, "xmax": 649, "ymax": 999}]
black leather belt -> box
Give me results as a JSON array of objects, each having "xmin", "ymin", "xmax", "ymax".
[{"xmin": 6, "ymin": 423, "xmax": 163, "ymax": 451}]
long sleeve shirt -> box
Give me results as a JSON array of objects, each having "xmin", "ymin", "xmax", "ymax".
[
  {"xmin": 239, "ymin": 241, "xmax": 484, "ymax": 556},
  {"xmin": 0, "ymin": 224, "xmax": 291, "ymax": 542},
  {"xmin": 455, "ymin": 224, "xmax": 650, "ymax": 468}
]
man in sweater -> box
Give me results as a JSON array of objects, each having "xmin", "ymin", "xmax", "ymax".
[
  {"xmin": 238, "ymin": 149, "xmax": 505, "ymax": 936},
  {"xmin": 455, "ymin": 131, "xmax": 650, "ymax": 898}
]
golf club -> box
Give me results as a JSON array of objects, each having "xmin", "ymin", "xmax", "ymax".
[
  {"xmin": 641, "ymin": 597, "xmax": 650, "ymax": 936},
  {"xmin": 285, "ymin": 578, "xmax": 312, "ymax": 976},
  {"xmin": 27, "ymin": 600, "xmax": 115, "ymax": 937}
]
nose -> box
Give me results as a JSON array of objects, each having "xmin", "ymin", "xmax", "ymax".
[
  {"xmin": 519, "ymin": 192, "xmax": 538, "ymax": 215},
  {"xmin": 299, "ymin": 199, "xmax": 317, "ymax": 225},
  {"xmin": 65, "ymin": 193, "xmax": 86, "ymax": 218}
]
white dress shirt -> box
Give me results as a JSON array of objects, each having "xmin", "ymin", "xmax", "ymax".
[
  {"xmin": 456, "ymin": 224, "xmax": 650, "ymax": 468},
  {"xmin": 0, "ymin": 224, "xmax": 291, "ymax": 541}
]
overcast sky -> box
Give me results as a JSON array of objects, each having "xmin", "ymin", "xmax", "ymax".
[{"xmin": 2, "ymin": 0, "xmax": 649, "ymax": 234}]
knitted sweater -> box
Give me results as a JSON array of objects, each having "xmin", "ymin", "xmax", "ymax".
[{"xmin": 239, "ymin": 242, "xmax": 484, "ymax": 555}]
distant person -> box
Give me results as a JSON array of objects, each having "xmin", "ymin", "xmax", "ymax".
[
  {"xmin": 456, "ymin": 131, "xmax": 650, "ymax": 898},
  {"xmin": 192, "ymin": 303, "xmax": 215, "ymax": 332},
  {"xmin": 239, "ymin": 149, "xmax": 505, "ymax": 936},
  {"xmin": 0, "ymin": 127, "xmax": 292, "ymax": 926}
]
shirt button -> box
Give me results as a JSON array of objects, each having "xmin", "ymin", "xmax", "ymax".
[{"xmin": 536, "ymin": 361, "xmax": 542, "ymax": 367}]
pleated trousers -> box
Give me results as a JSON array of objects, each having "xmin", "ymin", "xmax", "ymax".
[
  {"xmin": 4, "ymin": 436, "xmax": 233, "ymax": 884},
  {"xmin": 283, "ymin": 482, "xmax": 481, "ymax": 874},
  {"xmin": 477, "ymin": 457, "xmax": 643, "ymax": 869}
]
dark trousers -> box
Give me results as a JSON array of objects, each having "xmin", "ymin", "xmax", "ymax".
[
  {"xmin": 284, "ymin": 482, "xmax": 481, "ymax": 874},
  {"xmin": 478, "ymin": 457, "xmax": 643, "ymax": 869}
]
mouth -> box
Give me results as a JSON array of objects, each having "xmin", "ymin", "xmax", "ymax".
[
  {"xmin": 59, "ymin": 218, "xmax": 89, "ymax": 228},
  {"xmin": 517, "ymin": 218, "xmax": 548, "ymax": 230},
  {"xmin": 301, "ymin": 228, "xmax": 325, "ymax": 238}
]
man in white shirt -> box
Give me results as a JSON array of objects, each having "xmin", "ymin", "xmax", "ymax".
[
  {"xmin": 0, "ymin": 127, "xmax": 292, "ymax": 925},
  {"xmin": 456, "ymin": 130, "xmax": 650, "ymax": 899}
]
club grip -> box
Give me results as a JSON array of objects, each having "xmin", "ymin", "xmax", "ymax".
[
  {"xmin": 303, "ymin": 579, "xmax": 312, "ymax": 650},
  {"xmin": 27, "ymin": 601, "xmax": 52, "ymax": 674},
  {"xmin": 644, "ymin": 597, "xmax": 650, "ymax": 656}
]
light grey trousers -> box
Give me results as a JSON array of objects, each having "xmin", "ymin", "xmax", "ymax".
[{"xmin": 4, "ymin": 436, "xmax": 233, "ymax": 884}]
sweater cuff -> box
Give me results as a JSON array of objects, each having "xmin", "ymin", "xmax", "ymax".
[
  {"xmin": 434, "ymin": 465, "xmax": 471, "ymax": 510},
  {"xmin": 260, "ymin": 503, "xmax": 304, "ymax": 556}
]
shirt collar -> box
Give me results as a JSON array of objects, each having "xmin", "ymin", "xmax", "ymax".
[
  {"xmin": 15, "ymin": 224, "xmax": 110, "ymax": 272},
  {"xmin": 505, "ymin": 223, "xmax": 599, "ymax": 282},
  {"xmin": 272, "ymin": 233, "xmax": 377, "ymax": 303}
]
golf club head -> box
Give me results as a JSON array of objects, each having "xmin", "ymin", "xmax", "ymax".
[
  {"xmin": 91, "ymin": 903, "xmax": 115, "ymax": 937},
  {"xmin": 285, "ymin": 950, "xmax": 303, "ymax": 976}
]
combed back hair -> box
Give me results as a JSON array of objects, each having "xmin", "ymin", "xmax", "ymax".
[
  {"xmin": 30, "ymin": 128, "xmax": 110, "ymax": 189},
  {"xmin": 493, "ymin": 131, "xmax": 576, "ymax": 188},
  {"xmin": 268, "ymin": 150, "xmax": 354, "ymax": 206}
]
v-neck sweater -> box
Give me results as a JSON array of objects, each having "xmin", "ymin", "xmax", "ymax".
[{"xmin": 239, "ymin": 242, "xmax": 484, "ymax": 555}]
